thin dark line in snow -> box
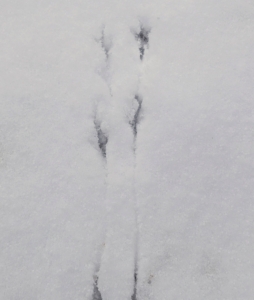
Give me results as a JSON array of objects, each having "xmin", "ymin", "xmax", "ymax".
[
  {"xmin": 98, "ymin": 26, "xmax": 112, "ymax": 60},
  {"xmin": 131, "ymin": 19, "xmax": 151, "ymax": 297},
  {"xmin": 92, "ymin": 114, "xmax": 107, "ymax": 299},
  {"xmin": 94, "ymin": 115, "xmax": 108, "ymax": 159},
  {"xmin": 131, "ymin": 270, "xmax": 138, "ymax": 300},
  {"xmin": 129, "ymin": 92, "xmax": 143, "ymax": 300},
  {"xmin": 97, "ymin": 26, "xmax": 113, "ymax": 96},
  {"xmin": 91, "ymin": 27, "xmax": 113, "ymax": 300},
  {"xmin": 92, "ymin": 275, "xmax": 103, "ymax": 300},
  {"xmin": 129, "ymin": 94, "xmax": 143, "ymax": 139},
  {"xmin": 130, "ymin": 21, "xmax": 151, "ymax": 298},
  {"xmin": 135, "ymin": 25, "xmax": 150, "ymax": 60}
]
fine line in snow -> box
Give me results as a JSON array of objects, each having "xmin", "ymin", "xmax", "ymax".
[
  {"xmin": 131, "ymin": 21, "xmax": 150, "ymax": 299},
  {"xmin": 135, "ymin": 24, "xmax": 150, "ymax": 60},
  {"xmin": 94, "ymin": 116, "xmax": 108, "ymax": 159},
  {"xmin": 129, "ymin": 94, "xmax": 143, "ymax": 138},
  {"xmin": 92, "ymin": 275, "xmax": 103, "ymax": 300},
  {"xmin": 132, "ymin": 20, "xmax": 151, "ymax": 299}
]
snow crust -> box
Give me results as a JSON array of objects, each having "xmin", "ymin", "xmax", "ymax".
[{"xmin": 1, "ymin": 1, "xmax": 254, "ymax": 299}]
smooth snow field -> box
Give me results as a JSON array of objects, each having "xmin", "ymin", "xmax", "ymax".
[{"xmin": 1, "ymin": 1, "xmax": 254, "ymax": 299}]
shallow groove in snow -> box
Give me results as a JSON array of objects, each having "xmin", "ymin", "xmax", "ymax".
[
  {"xmin": 96, "ymin": 26, "xmax": 113, "ymax": 96},
  {"xmin": 99, "ymin": 27, "xmax": 112, "ymax": 60},
  {"xmin": 131, "ymin": 271, "xmax": 138, "ymax": 300},
  {"xmin": 92, "ymin": 275, "xmax": 103, "ymax": 300},
  {"xmin": 94, "ymin": 116, "xmax": 108, "ymax": 158},
  {"xmin": 135, "ymin": 24, "xmax": 150, "ymax": 60},
  {"xmin": 129, "ymin": 94, "xmax": 143, "ymax": 138},
  {"xmin": 131, "ymin": 21, "xmax": 149, "ymax": 299}
]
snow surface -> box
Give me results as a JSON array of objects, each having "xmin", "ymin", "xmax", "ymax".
[{"xmin": 1, "ymin": 1, "xmax": 254, "ymax": 299}]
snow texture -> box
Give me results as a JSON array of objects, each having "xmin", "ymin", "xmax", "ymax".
[{"xmin": 1, "ymin": 1, "xmax": 254, "ymax": 299}]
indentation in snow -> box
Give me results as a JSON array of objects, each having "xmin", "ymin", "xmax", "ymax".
[
  {"xmin": 99, "ymin": 27, "xmax": 112, "ymax": 60},
  {"xmin": 92, "ymin": 275, "xmax": 103, "ymax": 300},
  {"xmin": 129, "ymin": 94, "xmax": 143, "ymax": 137},
  {"xmin": 134, "ymin": 24, "xmax": 150, "ymax": 60},
  {"xmin": 94, "ymin": 112, "xmax": 108, "ymax": 158},
  {"xmin": 131, "ymin": 271, "xmax": 138, "ymax": 300}
]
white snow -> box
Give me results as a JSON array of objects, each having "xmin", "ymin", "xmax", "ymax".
[{"xmin": 1, "ymin": 1, "xmax": 254, "ymax": 299}]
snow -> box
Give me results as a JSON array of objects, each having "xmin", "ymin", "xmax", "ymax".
[{"xmin": 1, "ymin": 1, "xmax": 254, "ymax": 299}]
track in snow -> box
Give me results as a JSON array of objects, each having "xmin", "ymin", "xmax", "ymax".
[{"xmin": 91, "ymin": 21, "xmax": 150, "ymax": 300}]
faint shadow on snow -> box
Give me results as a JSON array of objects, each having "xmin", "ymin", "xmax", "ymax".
[
  {"xmin": 95, "ymin": 26, "xmax": 113, "ymax": 95},
  {"xmin": 129, "ymin": 94, "xmax": 143, "ymax": 299},
  {"xmin": 129, "ymin": 94, "xmax": 143, "ymax": 137},
  {"xmin": 99, "ymin": 26, "xmax": 112, "ymax": 60},
  {"xmin": 134, "ymin": 24, "xmax": 150, "ymax": 60},
  {"xmin": 94, "ymin": 116, "xmax": 108, "ymax": 158},
  {"xmin": 131, "ymin": 271, "xmax": 138, "ymax": 300},
  {"xmin": 92, "ymin": 275, "xmax": 103, "ymax": 300}
]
